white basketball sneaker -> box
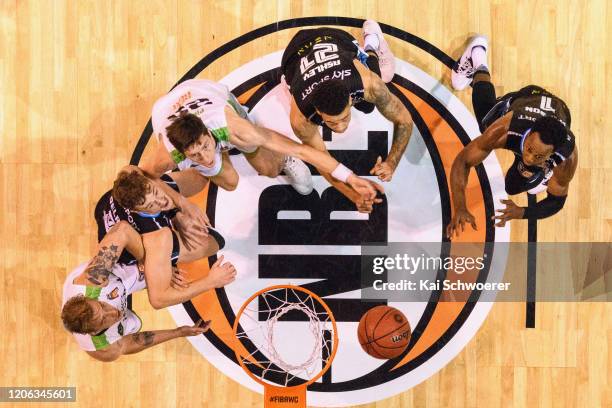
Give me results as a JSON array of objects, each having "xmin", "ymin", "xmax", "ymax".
[
  {"xmin": 281, "ymin": 156, "xmax": 314, "ymax": 195},
  {"xmin": 362, "ymin": 19, "xmax": 396, "ymax": 83},
  {"xmin": 451, "ymin": 35, "xmax": 489, "ymax": 91}
]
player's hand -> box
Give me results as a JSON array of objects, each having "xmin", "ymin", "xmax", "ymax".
[
  {"xmin": 347, "ymin": 189, "xmax": 383, "ymax": 214},
  {"xmin": 446, "ymin": 207, "xmax": 477, "ymax": 239},
  {"xmin": 347, "ymin": 174, "xmax": 385, "ymax": 200},
  {"xmin": 208, "ymin": 255, "xmax": 237, "ymax": 288},
  {"xmin": 178, "ymin": 197, "xmax": 211, "ymax": 230},
  {"xmin": 176, "ymin": 319, "xmax": 211, "ymax": 337},
  {"xmin": 173, "ymin": 210, "xmax": 209, "ymax": 252},
  {"xmin": 369, "ymin": 156, "xmax": 395, "ymax": 182},
  {"xmin": 170, "ymin": 267, "xmax": 191, "ymax": 290},
  {"xmin": 492, "ymin": 199, "xmax": 525, "ymax": 227}
]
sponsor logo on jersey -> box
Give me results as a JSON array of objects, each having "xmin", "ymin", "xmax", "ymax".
[
  {"xmin": 539, "ymin": 96, "xmax": 555, "ymax": 112},
  {"xmin": 296, "ymin": 35, "xmax": 334, "ymax": 57},
  {"xmin": 107, "ymin": 287, "xmax": 119, "ymax": 300},
  {"xmin": 300, "ymin": 69, "xmax": 352, "ymax": 100}
]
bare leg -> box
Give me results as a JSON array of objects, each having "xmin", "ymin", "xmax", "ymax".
[
  {"xmin": 244, "ymin": 147, "xmax": 285, "ymax": 178},
  {"xmin": 473, "ymin": 71, "xmax": 491, "ymax": 84},
  {"xmin": 238, "ymin": 126, "xmax": 313, "ymax": 195}
]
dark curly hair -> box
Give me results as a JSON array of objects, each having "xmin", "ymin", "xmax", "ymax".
[
  {"xmin": 531, "ymin": 116, "xmax": 568, "ymax": 150},
  {"xmin": 112, "ymin": 170, "xmax": 151, "ymax": 210},
  {"xmin": 311, "ymin": 80, "xmax": 350, "ymax": 116}
]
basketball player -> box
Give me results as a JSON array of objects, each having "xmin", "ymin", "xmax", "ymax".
[
  {"xmin": 62, "ymin": 221, "xmax": 235, "ymax": 361},
  {"xmin": 97, "ymin": 165, "xmax": 232, "ymax": 308},
  {"xmin": 281, "ymin": 20, "xmax": 414, "ymax": 212},
  {"xmin": 98, "ymin": 166, "xmax": 222, "ymax": 264},
  {"xmin": 446, "ymin": 36, "xmax": 578, "ymax": 238},
  {"xmin": 142, "ymin": 79, "xmax": 381, "ymax": 201}
]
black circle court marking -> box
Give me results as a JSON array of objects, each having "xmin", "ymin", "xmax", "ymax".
[{"xmin": 130, "ymin": 16, "xmax": 497, "ymax": 392}]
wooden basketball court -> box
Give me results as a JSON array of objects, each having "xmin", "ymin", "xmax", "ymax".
[{"xmin": 1, "ymin": 1, "xmax": 609, "ymax": 407}]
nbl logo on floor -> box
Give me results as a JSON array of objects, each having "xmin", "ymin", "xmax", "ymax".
[{"xmin": 133, "ymin": 18, "xmax": 510, "ymax": 407}]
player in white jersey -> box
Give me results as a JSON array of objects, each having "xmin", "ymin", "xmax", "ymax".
[
  {"xmin": 142, "ymin": 79, "xmax": 381, "ymax": 200},
  {"xmin": 61, "ymin": 221, "xmax": 236, "ymax": 361}
]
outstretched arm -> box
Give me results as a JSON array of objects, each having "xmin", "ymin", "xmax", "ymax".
[
  {"xmin": 285, "ymin": 99, "xmax": 382, "ymax": 213},
  {"xmin": 86, "ymin": 320, "xmax": 210, "ymax": 362},
  {"xmin": 366, "ymin": 71, "xmax": 414, "ymax": 181},
  {"xmin": 227, "ymin": 110, "xmax": 383, "ymax": 200},
  {"xmin": 142, "ymin": 228, "xmax": 236, "ymax": 309},
  {"xmin": 230, "ymin": 112, "xmax": 339, "ymax": 174},
  {"xmin": 447, "ymin": 115, "xmax": 508, "ymax": 238}
]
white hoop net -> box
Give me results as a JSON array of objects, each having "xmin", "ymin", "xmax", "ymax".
[{"xmin": 234, "ymin": 286, "xmax": 336, "ymax": 387}]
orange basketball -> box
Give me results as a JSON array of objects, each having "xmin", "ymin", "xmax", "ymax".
[{"xmin": 357, "ymin": 305, "xmax": 411, "ymax": 359}]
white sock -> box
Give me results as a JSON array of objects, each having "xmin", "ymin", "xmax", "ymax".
[
  {"xmin": 470, "ymin": 46, "xmax": 488, "ymax": 69},
  {"xmin": 364, "ymin": 34, "xmax": 380, "ymax": 52}
]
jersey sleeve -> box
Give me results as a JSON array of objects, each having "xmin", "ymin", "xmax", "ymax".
[{"xmin": 72, "ymin": 331, "xmax": 113, "ymax": 351}]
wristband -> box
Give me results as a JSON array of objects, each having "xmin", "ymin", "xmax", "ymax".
[
  {"xmin": 331, "ymin": 163, "xmax": 353, "ymax": 183},
  {"xmin": 522, "ymin": 193, "xmax": 567, "ymax": 219}
]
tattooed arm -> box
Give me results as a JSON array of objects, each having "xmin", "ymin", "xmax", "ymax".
[
  {"xmin": 83, "ymin": 221, "xmax": 144, "ymax": 286},
  {"xmin": 86, "ymin": 320, "xmax": 211, "ymax": 362},
  {"xmin": 288, "ymin": 97, "xmax": 382, "ymax": 213},
  {"xmin": 364, "ymin": 69, "xmax": 414, "ymax": 181}
]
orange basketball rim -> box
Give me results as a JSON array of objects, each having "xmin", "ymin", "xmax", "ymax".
[{"xmin": 232, "ymin": 285, "xmax": 339, "ymax": 408}]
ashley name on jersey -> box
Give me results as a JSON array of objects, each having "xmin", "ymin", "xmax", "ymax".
[{"xmin": 282, "ymin": 28, "xmax": 368, "ymax": 125}]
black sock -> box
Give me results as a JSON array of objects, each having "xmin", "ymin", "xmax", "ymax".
[
  {"xmin": 472, "ymin": 80, "xmax": 497, "ymax": 130},
  {"xmin": 365, "ymin": 53, "xmax": 382, "ymax": 78}
]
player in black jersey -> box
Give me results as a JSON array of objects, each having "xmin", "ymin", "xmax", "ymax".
[
  {"xmin": 446, "ymin": 36, "xmax": 578, "ymax": 238},
  {"xmin": 96, "ymin": 167, "xmax": 231, "ymax": 308},
  {"xmin": 281, "ymin": 20, "xmax": 415, "ymax": 213}
]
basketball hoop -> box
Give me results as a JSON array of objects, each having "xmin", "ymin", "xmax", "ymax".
[{"xmin": 232, "ymin": 285, "xmax": 338, "ymax": 407}]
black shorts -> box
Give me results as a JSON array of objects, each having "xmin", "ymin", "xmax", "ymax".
[
  {"xmin": 281, "ymin": 27, "xmax": 358, "ymax": 78},
  {"xmin": 481, "ymin": 85, "xmax": 558, "ymax": 130},
  {"xmin": 170, "ymin": 229, "xmax": 180, "ymax": 266}
]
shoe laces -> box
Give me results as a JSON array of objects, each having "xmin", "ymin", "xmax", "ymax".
[
  {"xmin": 283, "ymin": 157, "xmax": 298, "ymax": 174},
  {"xmin": 455, "ymin": 56, "xmax": 475, "ymax": 77}
]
